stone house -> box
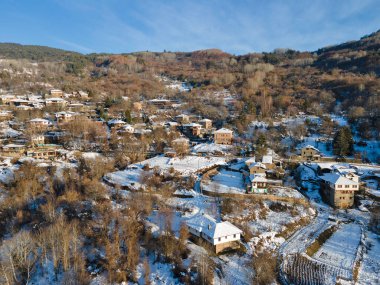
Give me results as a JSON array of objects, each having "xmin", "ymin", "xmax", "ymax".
[
  {"xmin": 28, "ymin": 118, "xmax": 51, "ymax": 129},
  {"xmin": 199, "ymin": 118, "xmax": 212, "ymax": 129},
  {"xmin": 214, "ymin": 128, "xmax": 233, "ymax": 145},
  {"xmin": 248, "ymin": 162, "xmax": 266, "ymax": 175},
  {"xmin": 301, "ymin": 145, "xmax": 321, "ymax": 161},
  {"xmin": 319, "ymin": 173, "xmax": 359, "ymax": 208},
  {"xmin": 247, "ymin": 174, "xmax": 268, "ymax": 194},
  {"xmin": 186, "ymin": 214, "xmax": 242, "ymax": 254}
]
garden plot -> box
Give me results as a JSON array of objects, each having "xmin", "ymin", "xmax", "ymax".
[
  {"xmin": 358, "ymin": 231, "xmax": 380, "ymax": 285},
  {"xmin": 202, "ymin": 169, "xmax": 245, "ymax": 194},
  {"xmin": 313, "ymin": 223, "xmax": 361, "ymax": 270}
]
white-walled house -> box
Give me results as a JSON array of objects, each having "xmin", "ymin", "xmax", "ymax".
[{"xmin": 186, "ymin": 214, "xmax": 242, "ymax": 253}]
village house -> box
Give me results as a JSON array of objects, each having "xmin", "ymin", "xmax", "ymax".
[
  {"xmin": 182, "ymin": 123, "xmax": 202, "ymax": 137},
  {"xmin": 68, "ymin": 103, "xmax": 85, "ymax": 112},
  {"xmin": 30, "ymin": 134, "xmax": 45, "ymax": 145},
  {"xmin": 262, "ymin": 154, "xmax": 276, "ymax": 170},
  {"xmin": 0, "ymin": 110, "xmax": 13, "ymax": 121},
  {"xmin": 10, "ymin": 98, "xmax": 30, "ymax": 107},
  {"xmin": 108, "ymin": 119, "xmax": 126, "ymax": 129},
  {"xmin": 301, "ymin": 145, "xmax": 321, "ymax": 161},
  {"xmin": 172, "ymin": 137, "xmax": 190, "ymax": 155},
  {"xmin": 247, "ymin": 174, "xmax": 268, "ymax": 194},
  {"xmin": 214, "ymin": 128, "xmax": 233, "ymax": 145},
  {"xmin": 244, "ymin": 157, "xmax": 256, "ymax": 167},
  {"xmin": 48, "ymin": 89, "xmax": 64, "ymax": 98},
  {"xmin": 199, "ymin": 118, "xmax": 212, "ymax": 129},
  {"xmin": 175, "ymin": 114, "xmax": 190, "ymax": 124},
  {"xmin": 26, "ymin": 144, "xmax": 61, "ymax": 160},
  {"xmin": 248, "ymin": 162, "xmax": 266, "ymax": 175},
  {"xmin": 186, "ymin": 214, "xmax": 242, "ymax": 254},
  {"xmin": 1, "ymin": 144, "xmax": 26, "ymax": 156},
  {"xmin": 319, "ymin": 173, "xmax": 359, "ymax": 209},
  {"xmin": 55, "ymin": 111, "xmax": 76, "ymax": 124},
  {"xmin": 28, "ymin": 118, "xmax": 51, "ymax": 129},
  {"xmin": 148, "ymin": 99, "xmax": 173, "ymax": 109},
  {"xmin": 118, "ymin": 124, "xmax": 135, "ymax": 134},
  {"xmin": 0, "ymin": 94, "xmax": 16, "ymax": 105},
  {"xmin": 45, "ymin": 97, "xmax": 67, "ymax": 107}
]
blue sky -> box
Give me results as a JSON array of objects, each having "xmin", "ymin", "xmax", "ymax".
[{"xmin": 0, "ymin": 0, "xmax": 379, "ymax": 54}]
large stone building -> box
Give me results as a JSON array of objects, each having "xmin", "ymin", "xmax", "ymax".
[
  {"xmin": 301, "ymin": 145, "xmax": 321, "ymax": 161},
  {"xmin": 214, "ymin": 128, "xmax": 233, "ymax": 145},
  {"xmin": 186, "ymin": 214, "xmax": 242, "ymax": 254},
  {"xmin": 199, "ymin": 118, "xmax": 212, "ymax": 129},
  {"xmin": 319, "ymin": 173, "xmax": 359, "ymax": 208}
]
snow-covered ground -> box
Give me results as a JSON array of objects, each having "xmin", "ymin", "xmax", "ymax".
[
  {"xmin": 202, "ymin": 169, "xmax": 245, "ymax": 194},
  {"xmin": 358, "ymin": 231, "xmax": 380, "ymax": 285},
  {"xmin": 297, "ymin": 136, "xmax": 334, "ymax": 157},
  {"xmin": 192, "ymin": 143, "xmax": 232, "ymax": 155},
  {"xmin": 313, "ymin": 223, "xmax": 362, "ymax": 270},
  {"xmin": 104, "ymin": 166, "xmax": 144, "ymax": 190},
  {"xmin": 135, "ymin": 155, "xmax": 226, "ymax": 176}
]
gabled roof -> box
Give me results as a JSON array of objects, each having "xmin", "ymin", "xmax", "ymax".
[
  {"xmin": 214, "ymin": 128, "xmax": 233, "ymax": 134},
  {"xmin": 320, "ymin": 173, "xmax": 358, "ymax": 186},
  {"xmin": 186, "ymin": 214, "xmax": 242, "ymax": 239},
  {"xmin": 249, "ymin": 162, "xmax": 266, "ymax": 169},
  {"xmin": 245, "ymin": 157, "xmax": 256, "ymax": 165},
  {"xmin": 183, "ymin": 123, "xmax": 201, "ymax": 127},
  {"xmin": 30, "ymin": 118, "xmax": 50, "ymax": 123},
  {"xmin": 249, "ymin": 174, "xmax": 267, "ymax": 182},
  {"xmin": 262, "ymin": 155, "xmax": 273, "ymax": 164},
  {"xmin": 302, "ymin": 145, "xmax": 320, "ymax": 152},
  {"xmin": 108, "ymin": 119, "xmax": 126, "ymax": 125},
  {"xmin": 173, "ymin": 137, "xmax": 189, "ymax": 143}
]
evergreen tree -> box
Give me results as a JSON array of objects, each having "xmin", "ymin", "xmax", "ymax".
[
  {"xmin": 333, "ymin": 126, "xmax": 354, "ymax": 156},
  {"xmin": 124, "ymin": 109, "xmax": 132, "ymax": 123}
]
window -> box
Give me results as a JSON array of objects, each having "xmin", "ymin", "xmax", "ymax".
[
  {"xmin": 233, "ymin": 234, "xmax": 236, "ymax": 238},
  {"xmin": 218, "ymin": 238, "xmax": 221, "ymax": 242},
  {"xmin": 353, "ymin": 185, "xmax": 357, "ymax": 188},
  {"xmin": 225, "ymin": 236, "xmax": 227, "ymax": 239},
  {"xmin": 345, "ymin": 185, "xmax": 349, "ymax": 188},
  {"xmin": 337, "ymin": 185, "xmax": 342, "ymax": 188}
]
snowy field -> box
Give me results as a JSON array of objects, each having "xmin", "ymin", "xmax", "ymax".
[
  {"xmin": 358, "ymin": 231, "xmax": 380, "ymax": 285},
  {"xmin": 313, "ymin": 223, "xmax": 362, "ymax": 270},
  {"xmin": 192, "ymin": 143, "xmax": 232, "ymax": 155},
  {"xmin": 103, "ymin": 166, "xmax": 144, "ymax": 190},
  {"xmin": 135, "ymin": 155, "xmax": 226, "ymax": 176},
  {"xmin": 202, "ymin": 169, "xmax": 245, "ymax": 194}
]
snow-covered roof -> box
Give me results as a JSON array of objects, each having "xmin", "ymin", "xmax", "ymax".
[
  {"xmin": 55, "ymin": 111, "xmax": 76, "ymax": 117},
  {"xmin": 3, "ymin": 144, "xmax": 25, "ymax": 148},
  {"xmin": 249, "ymin": 162, "xmax": 266, "ymax": 169},
  {"xmin": 214, "ymin": 128, "xmax": 233, "ymax": 134},
  {"xmin": 30, "ymin": 118, "xmax": 50, "ymax": 123},
  {"xmin": 183, "ymin": 123, "xmax": 201, "ymax": 127},
  {"xmin": 320, "ymin": 173, "xmax": 358, "ymax": 186},
  {"xmin": 249, "ymin": 174, "xmax": 267, "ymax": 182},
  {"xmin": 186, "ymin": 214, "xmax": 242, "ymax": 239},
  {"xmin": 46, "ymin": 98, "xmax": 66, "ymax": 102},
  {"xmin": 262, "ymin": 155, "xmax": 273, "ymax": 164},
  {"xmin": 302, "ymin": 145, "xmax": 320, "ymax": 151},
  {"xmin": 108, "ymin": 119, "xmax": 126, "ymax": 125},
  {"xmin": 173, "ymin": 137, "xmax": 189, "ymax": 143},
  {"xmin": 245, "ymin": 157, "xmax": 256, "ymax": 165}
]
